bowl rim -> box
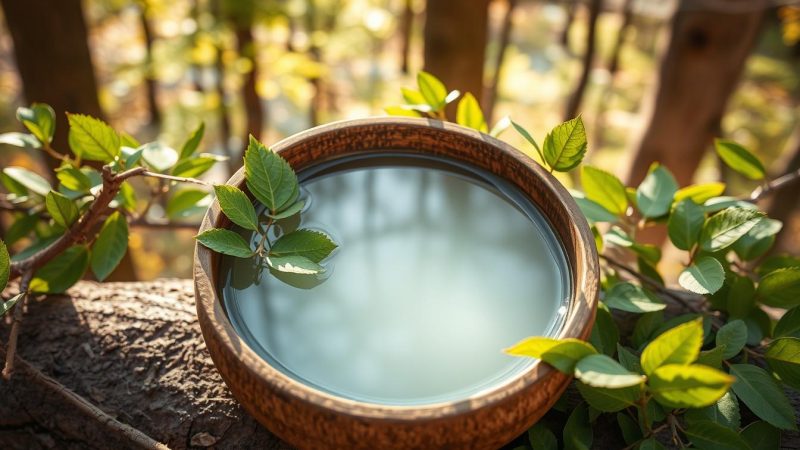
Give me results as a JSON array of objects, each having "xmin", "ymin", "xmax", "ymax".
[{"xmin": 194, "ymin": 116, "xmax": 599, "ymax": 421}]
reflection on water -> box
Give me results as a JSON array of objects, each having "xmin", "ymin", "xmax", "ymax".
[{"xmin": 220, "ymin": 161, "xmax": 570, "ymax": 406}]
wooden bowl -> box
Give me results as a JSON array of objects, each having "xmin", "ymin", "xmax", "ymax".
[{"xmin": 194, "ymin": 117, "xmax": 599, "ymax": 450}]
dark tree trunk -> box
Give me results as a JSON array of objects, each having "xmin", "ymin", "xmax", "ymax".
[
  {"xmin": 625, "ymin": 0, "xmax": 765, "ymax": 188},
  {"xmin": 399, "ymin": 0, "xmax": 414, "ymax": 74},
  {"xmin": 235, "ymin": 26, "xmax": 264, "ymax": 144},
  {"xmin": 560, "ymin": 0, "xmax": 576, "ymax": 49},
  {"xmin": 423, "ymin": 0, "xmax": 490, "ymax": 119},
  {"xmin": 767, "ymin": 134, "xmax": 800, "ymax": 252},
  {"xmin": 139, "ymin": 4, "xmax": 161, "ymax": 125},
  {"xmin": 484, "ymin": 0, "xmax": 518, "ymax": 124},
  {"xmin": 564, "ymin": 0, "xmax": 603, "ymax": 121}
]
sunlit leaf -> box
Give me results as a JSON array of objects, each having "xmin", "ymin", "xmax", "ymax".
[
  {"xmin": 244, "ymin": 136, "xmax": 298, "ymax": 212},
  {"xmin": 679, "ymin": 256, "xmax": 725, "ymax": 294},
  {"xmin": 455, "ymin": 92, "xmax": 487, "ymax": 132},
  {"xmin": 504, "ymin": 337, "xmax": 596, "ymax": 373},
  {"xmin": 266, "ymin": 254, "xmax": 324, "ymax": 275},
  {"xmin": 195, "ymin": 228, "xmax": 254, "ymax": 258},
  {"xmin": 0, "ymin": 293, "xmax": 23, "ymax": 318},
  {"xmin": 674, "ymin": 182, "xmax": 726, "ymax": 204},
  {"xmin": 56, "ymin": 166, "xmax": 92, "ymax": 193},
  {"xmin": 90, "ymin": 212, "xmax": 128, "ymax": 281},
  {"xmin": 0, "ymin": 132, "xmax": 41, "ymax": 148},
  {"xmin": 733, "ymin": 218, "xmax": 782, "ymax": 261},
  {"xmin": 649, "ymin": 364, "xmax": 734, "ymax": 408},
  {"xmin": 512, "ymin": 120, "xmax": 543, "ymax": 161},
  {"xmin": 640, "ymin": 318, "xmax": 703, "ymax": 375},
  {"xmin": 604, "ymin": 282, "xmax": 665, "ymax": 313},
  {"xmin": 489, "ymin": 115, "xmax": 511, "ymax": 137},
  {"xmin": 166, "ymin": 189, "xmax": 210, "ymax": 219},
  {"xmin": 765, "ymin": 337, "xmax": 800, "ymax": 390},
  {"xmin": 729, "ymin": 364, "xmax": 797, "ymax": 430},
  {"xmin": 417, "ymin": 71, "xmax": 447, "ymax": 110},
  {"xmin": 269, "ymin": 199, "xmax": 304, "ymax": 220},
  {"xmin": 581, "ymin": 166, "xmax": 627, "ymax": 215},
  {"xmin": 45, "ymin": 190, "xmax": 79, "ymax": 228},
  {"xmin": 542, "ymin": 116, "xmax": 587, "ymax": 172},
  {"xmin": 0, "ymin": 239, "xmax": 9, "ymax": 291},
  {"xmin": 67, "ymin": 114, "xmax": 120, "ymax": 162},
  {"xmin": 17, "ymin": 103, "xmax": 55, "ymax": 144},
  {"xmin": 2, "ymin": 166, "xmax": 50, "ymax": 196},
  {"xmin": 668, "ymin": 198, "xmax": 704, "ymax": 250},
  {"xmin": 700, "ymin": 207, "xmax": 764, "ymax": 252},
  {"xmin": 715, "ymin": 138, "xmax": 766, "ymax": 180},
  {"xmin": 172, "ymin": 155, "xmax": 219, "ymax": 178},
  {"xmin": 30, "ymin": 245, "xmax": 90, "ymax": 293},
  {"xmin": 636, "ymin": 163, "xmax": 677, "ymax": 218},
  {"xmin": 180, "ymin": 122, "xmax": 205, "ymax": 159},
  {"xmin": 214, "ymin": 185, "xmax": 258, "ymax": 231},
  {"xmin": 757, "ymin": 267, "xmax": 800, "ymax": 309},
  {"xmin": 141, "ymin": 142, "xmax": 179, "ymax": 172},
  {"xmin": 574, "ymin": 354, "xmax": 644, "ymax": 388},
  {"xmin": 715, "ymin": 320, "xmax": 747, "ymax": 359}
]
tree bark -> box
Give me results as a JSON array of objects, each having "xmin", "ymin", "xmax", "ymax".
[
  {"xmin": 235, "ymin": 25, "xmax": 265, "ymax": 144},
  {"xmin": 767, "ymin": 132, "xmax": 800, "ymax": 252},
  {"xmin": 625, "ymin": 0, "xmax": 766, "ymax": 188},
  {"xmin": 423, "ymin": 0, "xmax": 490, "ymax": 119},
  {"xmin": 560, "ymin": 0, "xmax": 576, "ymax": 50},
  {"xmin": 399, "ymin": 0, "xmax": 414, "ymax": 74},
  {"xmin": 564, "ymin": 0, "xmax": 602, "ymax": 121},
  {"xmin": 139, "ymin": 3, "xmax": 161, "ymax": 125},
  {"xmin": 484, "ymin": 0, "xmax": 518, "ymax": 124}
]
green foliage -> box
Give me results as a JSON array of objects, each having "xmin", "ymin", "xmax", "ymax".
[
  {"xmin": 195, "ymin": 228, "xmax": 255, "ymax": 258},
  {"xmin": 684, "ymin": 420, "xmax": 750, "ymax": 450},
  {"xmin": 90, "ymin": 212, "xmax": 129, "ymax": 281},
  {"xmin": 541, "ymin": 116, "xmax": 587, "ymax": 172},
  {"xmin": 45, "ymin": 190, "xmax": 79, "ymax": 228},
  {"xmin": 67, "ymin": 113, "xmax": 120, "ymax": 162},
  {"xmin": 678, "ymin": 256, "xmax": 725, "ymax": 294},
  {"xmin": 455, "ymin": 92, "xmax": 487, "ymax": 133},
  {"xmin": 214, "ymin": 185, "xmax": 259, "ymax": 231},
  {"xmin": 699, "ymin": 207, "xmax": 764, "ymax": 252},
  {"xmin": 17, "ymin": 103, "xmax": 55, "ymax": 145},
  {"xmin": 757, "ymin": 267, "xmax": 800, "ymax": 308},
  {"xmin": 715, "ymin": 139, "xmax": 766, "ymax": 180},
  {"xmin": 527, "ymin": 423, "xmax": 558, "ymax": 450},
  {"xmin": 29, "ymin": 245, "xmax": 90, "ymax": 294},
  {"xmin": 504, "ymin": 337, "xmax": 596, "ymax": 373},
  {"xmin": 640, "ymin": 319, "xmax": 704, "ymax": 375},
  {"xmin": 636, "ymin": 164, "xmax": 678, "ymax": 218},
  {"xmin": 563, "ymin": 404, "xmax": 592, "ymax": 450},
  {"xmin": 667, "ymin": 199, "xmax": 704, "ymax": 251},
  {"xmin": 244, "ymin": 135, "xmax": 298, "ymax": 212},
  {"xmin": 0, "ymin": 240, "xmax": 9, "ymax": 292},
  {"xmin": 580, "ymin": 166, "xmax": 627, "ymax": 215},
  {"xmin": 729, "ymin": 364, "xmax": 797, "ymax": 430},
  {"xmin": 764, "ymin": 337, "xmax": 800, "ymax": 390},
  {"xmin": 603, "ymin": 282, "xmax": 665, "ymax": 313}
]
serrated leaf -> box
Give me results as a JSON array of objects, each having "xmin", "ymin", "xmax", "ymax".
[
  {"xmin": 575, "ymin": 354, "xmax": 644, "ymax": 388},
  {"xmin": 527, "ymin": 423, "xmax": 558, "ymax": 450},
  {"xmin": 700, "ymin": 207, "xmax": 764, "ymax": 252},
  {"xmin": 29, "ymin": 245, "xmax": 89, "ymax": 293},
  {"xmin": 604, "ymin": 283, "xmax": 665, "ymax": 313},
  {"xmin": 166, "ymin": 189, "xmax": 210, "ymax": 219},
  {"xmin": 774, "ymin": 306, "xmax": 800, "ymax": 338},
  {"xmin": 45, "ymin": 190, "xmax": 79, "ymax": 228},
  {"xmin": 765, "ymin": 337, "xmax": 800, "ymax": 390},
  {"xmin": 730, "ymin": 364, "xmax": 797, "ymax": 430},
  {"xmin": 740, "ymin": 421, "xmax": 780, "ymax": 450},
  {"xmin": 455, "ymin": 92, "xmax": 487, "ymax": 132},
  {"xmin": 715, "ymin": 320, "xmax": 747, "ymax": 359},
  {"xmin": 674, "ymin": 182, "xmax": 726, "ymax": 204},
  {"xmin": 757, "ymin": 268, "xmax": 800, "ymax": 309},
  {"xmin": 504, "ymin": 337, "xmax": 597, "ymax": 373},
  {"xmin": 180, "ymin": 122, "xmax": 205, "ymax": 159},
  {"xmin": 684, "ymin": 420, "xmax": 751, "ymax": 450},
  {"xmin": 636, "ymin": 164, "xmax": 678, "ymax": 218},
  {"xmin": 715, "ymin": 139, "xmax": 766, "ymax": 180},
  {"xmin": 733, "ymin": 218, "xmax": 782, "ymax": 261},
  {"xmin": 650, "ymin": 364, "xmax": 734, "ymax": 408},
  {"xmin": 195, "ymin": 228, "xmax": 254, "ymax": 258},
  {"xmin": 171, "ymin": 155, "xmax": 218, "ymax": 178},
  {"xmin": 56, "ymin": 166, "xmax": 92, "ymax": 192},
  {"xmin": 563, "ymin": 404, "xmax": 592, "ymax": 450},
  {"xmin": 668, "ymin": 198, "xmax": 705, "ymax": 250},
  {"xmin": 67, "ymin": 114, "xmax": 120, "ymax": 162},
  {"xmin": 417, "ymin": 71, "xmax": 447, "ymax": 110},
  {"xmin": 542, "ymin": 116, "xmax": 587, "ymax": 172},
  {"xmin": 269, "ymin": 199, "xmax": 304, "ymax": 220},
  {"xmin": 684, "ymin": 391, "xmax": 740, "ymax": 428},
  {"xmin": 641, "ymin": 318, "xmax": 703, "ymax": 375},
  {"xmin": 679, "ymin": 256, "xmax": 725, "ymax": 294},
  {"xmin": 90, "ymin": 212, "xmax": 128, "ymax": 281},
  {"xmin": 140, "ymin": 142, "xmax": 179, "ymax": 172},
  {"xmin": 214, "ymin": 185, "xmax": 258, "ymax": 231},
  {"xmin": 0, "ymin": 240, "xmax": 9, "ymax": 291},
  {"xmin": 266, "ymin": 255, "xmax": 324, "ymax": 274},
  {"xmin": 581, "ymin": 166, "xmax": 627, "ymax": 215},
  {"xmin": 244, "ymin": 136, "xmax": 298, "ymax": 212},
  {"xmin": 2, "ymin": 166, "xmax": 50, "ymax": 196},
  {"xmin": 590, "ymin": 306, "xmax": 619, "ymax": 356},
  {"xmin": 270, "ymin": 229, "xmax": 336, "ymax": 263},
  {"xmin": 17, "ymin": 103, "xmax": 55, "ymax": 144},
  {"xmin": 0, "ymin": 132, "xmax": 41, "ymax": 148}
]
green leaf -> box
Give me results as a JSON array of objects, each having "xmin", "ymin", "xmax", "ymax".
[
  {"xmin": 632, "ymin": 311, "xmax": 663, "ymax": 349},
  {"xmin": 590, "ymin": 306, "xmax": 619, "ymax": 356},
  {"xmin": 774, "ymin": 306, "xmax": 800, "ymax": 338},
  {"xmin": 2, "ymin": 166, "xmax": 50, "ymax": 196},
  {"xmin": 757, "ymin": 255, "xmax": 800, "ymax": 277},
  {"xmin": 744, "ymin": 307, "xmax": 772, "ymax": 346},
  {"xmin": 704, "ymin": 196, "xmax": 759, "ymax": 214},
  {"xmin": 527, "ymin": 423, "xmax": 558, "ymax": 450},
  {"xmin": 171, "ymin": 155, "xmax": 219, "ymax": 178},
  {"xmin": 0, "ymin": 132, "xmax": 42, "ymax": 148},
  {"xmin": 140, "ymin": 142, "xmax": 179, "ymax": 172},
  {"xmin": 575, "ymin": 380, "xmax": 641, "ymax": 412},
  {"xmin": 604, "ymin": 283, "xmax": 665, "ymax": 313},
  {"xmin": 563, "ymin": 404, "xmax": 592, "ymax": 450},
  {"xmin": 266, "ymin": 255, "xmax": 324, "ymax": 275},
  {"xmin": 740, "ymin": 421, "xmax": 780, "ymax": 450},
  {"xmin": 679, "ymin": 256, "xmax": 725, "ymax": 295},
  {"xmin": 90, "ymin": 212, "xmax": 128, "ymax": 281},
  {"xmin": 757, "ymin": 268, "xmax": 800, "ymax": 309},
  {"xmin": 733, "ymin": 219, "xmax": 782, "ymax": 261},
  {"xmin": 1, "ymin": 292, "xmax": 23, "ymax": 318},
  {"xmin": 114, "ymin": 181, "xmax": 137, "ymax": 212},
  {"xmin": 67, "ymin": 114, "xmax": 120, "ymax": 162},
  {"xmin": 729, "ymin": 364, "xmax": 797, "ymax": 430},
  {"xmin": 650, "ymin": 364, "xmax": 734, "ymax": 408},
  {"xmin": 214, "ymin": 185, "xmax": 258, "ymax": 231},
  {"xmin": 715, "ymin": 138, "xmax": 766, "ymax": 180},
  {"xmin": 616, "ymin": 345, "xmax": 641, "ymax": 372},
  {"xmin": 674, "ymin": 182, "xmax": 726, "ymax": 205},
  {"xmin": 56, "ymin": 166, "xmax": 92, "ymax": 193},
  {"xmin": 455, "ymin": 93, "xmax": 487, "ymax": 132},
  {"xmin": 581, "ymin": 166, "xmax": 627, "ymax": 216},
  {"xmin": 574, "ymin": 354, "xmax": 645, "ymax": 388},
  {"xmin": 696, "ymin": 346, "xmax": 726, "ymax": 369},
  {"xmin": 384, "ymin": 106, "xmax": 422, "ymax": 117},
  {"xmin": 715, "ymin": 320, "xmax": 747, "ymax": 359},
  {"xmin": 570, "ymin": 190, "xmax": 618, "ymax": 223},
  {"xmin": 17, "ymin": 103, "xmax": 55, "ymax": 144},
  {"xmin": 504, "ymin": 337, "xmax": 597, "ymax": 373},
  {"xmin": 638, "ymin": 438, "xmax": 666, "ymax": 450},
  {"xmin": 684, "ymin": 392, "xmax": 741, "ymax": 428},
  {"xmin": 511, "ymin": 120, "xmax": 543, "ymax": 161},
  {"xmin": 269, "ymin": 199, "xmax": 304, "ymax": 220},
  {"xmin": 699, "ymin": 207, "xmax": 764, "ymax": 252},
  {"xmin": 244, "ymin": 136, "xmax": 298, "ymax": 212},
  {"xmin": 636, "ymin": 164, "xmax": 678, "ymax": 218},
  {"xmin": 119, "ymin": 131, "xmax": 140, "ymax": 149},
  {"xmin": 668, "ymin": 199, "xmax": 705, "ymax": 251},
  {"xmin": 684, "ymin": 420, "xmax": 752, "ymax": 450},
  {"xmin": 29, "ymin": 245, "xmax": 90, "ymax": 293},
  {"xmin": 765, "ymin": 337, "xmax": 800, "ymax": 390},
  {"xmin": 5, "ymin": 214, "xmax": 38, "ymax": 245},
  {"xmin": 45, "ymin": 190, "xmax": 79, "ymax": 228},
  {"xmin": 166, "ymin": 189, "xmax": 210, "ymax": 219},
  {"xmin": 180, "ymin": 122, "xmax": 205, "ymax": 159},
  {"xmin": 195, "ymin": 228, "xmax": 254, "ymax": 258},
  {"xmin": 727, "ymin": 275, "xmax": 756, "ymax": 319},
  {"xmin": 417, "ymin": 71, "xmax": 448, "ymax": 109},
  {"xmin": 0, "ymin": 240, "xmax": 9, "ymax": 291},
  {"xmin": 641, "ymin": 318, "xmax": 704, "ymax": 375},
  {"xmin": 542, "ymin": 116, "xmax": 587, "ymax": 172},
  {"xmin": 270, "ymin": 229, "xmax": 337, "ymax": 263},
  {"xmin": 616, "ymin": 412, "xmax": 642, "ymax": 445}
]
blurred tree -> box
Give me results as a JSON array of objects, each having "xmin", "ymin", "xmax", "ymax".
[
  {"xmin": 399, "ymin": 0, "xmax": 415, "ymax": 73},
  {"xmin": 626, "ymin": 0, "xmax": 766, "ymax": 188},
  {"xmin": 484, "ymin": 0, "xmax": 518, "ymax": 123},
  {"xmin": 138, "ymin": 0, "xmax": 161, "ymax": 125},
  {"xmin": 564, "ymin": 0, "xmax": 602, "ymax": 121},
  {"xmin": 767, "ymin": 131, "xmax": 800, "ymax": 252},
  {"xmin": 560, "ymin": 0, "xmax": 576, "ymax": 49},
  {"xmin": 423, "ymin": 0, "xmax": 490, "ymax": 118}
]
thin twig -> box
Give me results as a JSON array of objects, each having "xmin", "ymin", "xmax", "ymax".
[
  {"xmin": 2, "ymin": 271, "xmax": 32, "ymax": 379},
  {"xmin": 141, "ymin": 170, "xmax": 211, "ymax": 186},
  {"xmin": 748, "ymin": 167, "xmax": 800, "ymax": 202},
  {"xmin": 128, "ymin": 218, "xmax": 200, "ymax": 230}
]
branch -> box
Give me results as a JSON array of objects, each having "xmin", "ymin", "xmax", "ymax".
[
  {"xmin": 2, "ymin": 271, "xmax": 32, "ymax": 379},
  {"xmin": 141, "ymin": 170, "xmax": 211, "ymax": 186},
  {"xmin": 748, "ymin": 167, "xmax": 800, "ymax": 202},
  {"xmin": 128, "ymin": 218, "xmax": 200, "ymax": 230}
]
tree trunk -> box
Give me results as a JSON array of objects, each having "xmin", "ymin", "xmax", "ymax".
[
  {"xmin": 484, "ymin": 0, "xmax": 518, "ymax": 124},
  {"xmin": 235, "ymin": 26, "xmax": 264, "ymax": 144},
  {"xmin": 564, "ymin": 0, "xmax": 602, "ymax": 121},
  {"xmin": 1, "ymin": 0, "xmax": 138, "ymax": 281},
  {"xmin": 423, "ymin": 0, "xmax": 490, "ymax": 119},
  {"xmin": 399, "ymin": 0, "xmax": 414, "ymax": 74},
  {"xmin": 767, "ymin": 133, "xmax": 800, "ymax": 253},
  {"xmin": 625, "ymin": 0, "xmax": 766, "ymax": 188},
  {"xmin": 560, "ymin": 0, "xmax": 576, "ymax": 50},
  {"xmin": 139, "ymin": 4, "xmax": 161, "ymax": 125}
]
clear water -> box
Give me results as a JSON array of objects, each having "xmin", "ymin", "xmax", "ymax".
[{"xmin": 219, "ymin": 154, "xmax": 571, "ymax": 406}]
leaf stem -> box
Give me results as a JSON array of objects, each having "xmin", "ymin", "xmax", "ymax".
[
  {"xmin": 2, "ymin": 270, "xmax": 32, "ymax": 380},
  {"xmin": 140, "ymin": 170, "xmax": 211, "ymax": 186}
]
